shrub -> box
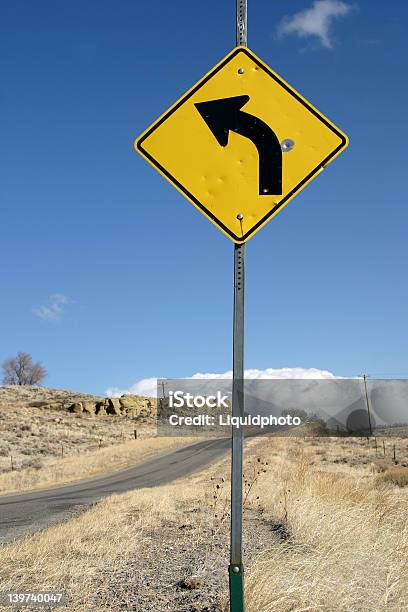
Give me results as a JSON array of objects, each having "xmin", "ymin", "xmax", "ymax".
[{"xmin": 377, "ymin": 467, "xmax": 408, "ymax": 487}]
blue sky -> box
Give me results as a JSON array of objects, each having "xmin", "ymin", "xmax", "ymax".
[{"xmin": 1, "ymin": 0, "xmax": 407, "ymax": 395}]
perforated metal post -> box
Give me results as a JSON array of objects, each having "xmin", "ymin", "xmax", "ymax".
[
  {"xmin": 229, "ymin": 4, "xmax": 247, "ymax": 611},
  {"xmin": 229, "ymin": 243, "xmax": 245, "ymax": 612},
  {"xmin": 236, "ymin": 0, "xmax": 247, "ymax": 46}
]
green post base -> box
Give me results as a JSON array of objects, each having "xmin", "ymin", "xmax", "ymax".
[{"xmin": 229, "ymin": 563, "xmax": 245, "ymax": 612}]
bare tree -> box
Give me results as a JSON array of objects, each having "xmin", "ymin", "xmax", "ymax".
[{"xmin": 2, "ymin": 352, "xmax": 47, "ymax": 386}]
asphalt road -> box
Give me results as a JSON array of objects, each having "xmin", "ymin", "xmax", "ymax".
[{"xmin": 0, "ymin": 437, "xmax": 231, "ymax": 544}]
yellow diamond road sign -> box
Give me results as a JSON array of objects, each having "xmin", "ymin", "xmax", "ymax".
[{"xmin": 135, "ymin": 46, "xmax": 349, "ymax": 243}]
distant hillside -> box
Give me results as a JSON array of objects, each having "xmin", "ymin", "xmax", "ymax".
[
  {"xmin": 0, "ymin": 386, "xmax": 157, "ymax": 419},
  {"xmin": 0, "ymin": 386, "xmax": 157, "ymax": 475},
  {"xmin": 0, "ymin": 385, "xmax": 102, "ymax": 409}
]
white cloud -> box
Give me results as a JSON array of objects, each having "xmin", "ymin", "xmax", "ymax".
[
  {"xmin": 106, "ymin": 367, "xmax": 340, "ymax": 397},
  {"xmin": 277, "ymin": 0, "xmax": 354, "ymax": 49},
  {"xmin": 106, "ymin": 377, "xmax": 159, "ymax": 399},
  {"xmin": 32, "ymin": 293, "xmax": 72, "ymax": 322}
]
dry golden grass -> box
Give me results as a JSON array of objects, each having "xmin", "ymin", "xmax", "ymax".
[
  {"xmin": 244, "ymin": 439, "xmax": 408, "ymax": 611},
  {"xmin": 0, "ymin": 437, "xmax": 407, "ymax": 611},
  {"xmin": 0, "ymin": 486, "xmax": 167, "ymax": 606}
]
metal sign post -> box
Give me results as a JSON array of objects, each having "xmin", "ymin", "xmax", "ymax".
[
  {"xmin": 229, "ymin": 242, "xmax": 246, "ymax": 610},
  {"xmin": 229, "ymin": 8, "xmax": 247, "ymax": 612}
]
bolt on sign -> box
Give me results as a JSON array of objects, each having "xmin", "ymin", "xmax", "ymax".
[{"xmin": 135, "ymin": 46, "xmax": 348, "ymax": 243}]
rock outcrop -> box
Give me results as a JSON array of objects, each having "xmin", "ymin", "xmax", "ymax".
[{"xmin": 67, "ymin": 395, "xmax": 157, "ymax": 419}]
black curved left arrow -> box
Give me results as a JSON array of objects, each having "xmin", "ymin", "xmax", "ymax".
[{"xmin": 195, "ymin": 95, "xmax": 282, "ymax": 195}]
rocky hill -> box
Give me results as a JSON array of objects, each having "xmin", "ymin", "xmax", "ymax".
[
  {"xmin": 0, "ymin": 386, "xmax": 157, "ymax": 419},
  {"xmin": 0, "ymin": 386, "xmax": 157, "ymax": 474}
]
